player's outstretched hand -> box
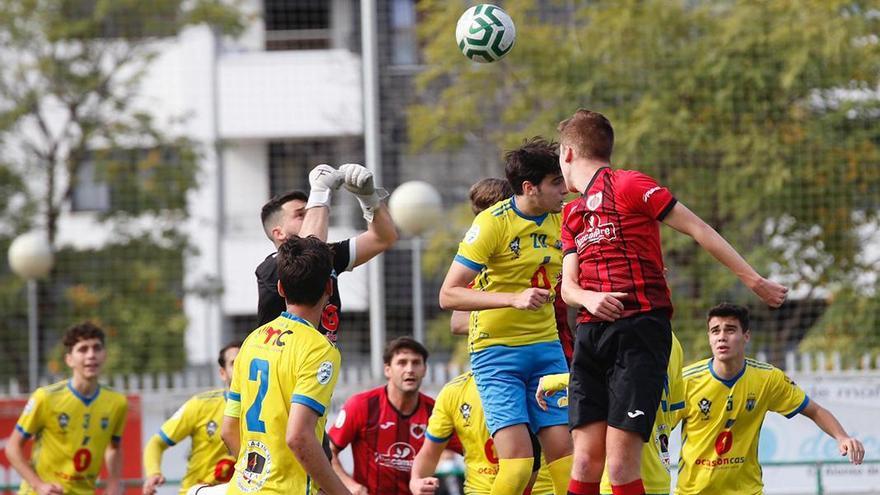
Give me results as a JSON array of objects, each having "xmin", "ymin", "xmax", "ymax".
[
  {"xmin": 839, "ymin": 436, "xmax": 865, "ymax": 465},
  {"xmin": 306, "ymin": 164, "xmax": 345, "ymax": 209},
  {"xmin": 142, "ymin": 474, "xmax": 166, "ymax": 495},
  {"xmin": 512, "ymin": 288, "xmax": 549, "ymax": 310},
  {"xmin": 410, "ymin": 476, "xmax": 440, "ymax": 495},
  {"xmin": 35, "ymin": 482, "xmax": 63, "ymax": 495},
  {"xmin": 536, "ymin": 373, "xmax": 569, "ymax": 411},
  {"xmin": 582, "ymin": 291, "xmax": 627, "ymax": 321},
  {"xmin": 751, "ymin": 277, "xmax": 788, "ymax": 308},
  {"xmin": 339, "ymin": 163, "xmax": 375, "ymax": 196}
]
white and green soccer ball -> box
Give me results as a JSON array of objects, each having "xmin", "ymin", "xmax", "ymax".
[{"xmin": 455, "ymin": 4, "xmax": 516, "ymax": 63}]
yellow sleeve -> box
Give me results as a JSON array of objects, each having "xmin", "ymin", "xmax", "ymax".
[
  {"xmin": 454, "ymin": 210, "xmax": 504, "ymax": 272},
  {"xmin": 667, "ymin": 335, "xmax": 685, "ymax": 414},
  {"xmin": 112, "ymin": 396, "xmax": 128, "ymax": 444},
  {"xmin": 425, "ymin": 384, "xmax": 456, "ymax": 444},
  {"xmin": 539, "ymin": 373, "xmax": 570, "ymax": 394},
  {"xmin": 769, "ymin": 368, "xmax": 809, "ymax": 419},
  {"xmin": 226, "ymin": 356, "xmax": 243, "ymax": 418},
  {"xmin": 291, "ymin": 341, "xmax": 341, "ymax": 417},
  {"xmin": 15, "ymin": 388, "xmax": 45, "ymax": 439},
  {"xmin": 143, "ymin": 434, "xmax": 170, "ymax": 476},
  {"xmin": 157, "ymin": 399, "xmax": 196, "ymax": 446}
]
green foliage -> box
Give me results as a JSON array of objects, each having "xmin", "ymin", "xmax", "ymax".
[
  {"xmin": 411, "ymin": 0, "xmax": 880, "ymax": 362},
  {"xmin": 44, "ymin": 236, "xmax": 188, "ymax": 376},
  {"xmin": 799, "ymin": 285, "xmax": 880, "ymax": 366}
]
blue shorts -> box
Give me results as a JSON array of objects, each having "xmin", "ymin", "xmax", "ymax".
[{"xmin": 470, "ymin": 340, "xmax": 569, "ymax": 435}]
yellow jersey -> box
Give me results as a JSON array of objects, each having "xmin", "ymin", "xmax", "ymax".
[
  {"xmin": 14, "ymin": 380, "xmax": 128, "ymax": 495},
  {"xmin": 152, "ymin": 389, "xmax": 236, "ymax": 493},
  {"xmin": 425, "ymin": 372, "xmax": 554, "ymax": 495},
  {"xmin": 676, "ymin": 358, "xmax": 809, "ymax": 495},
  {"xmin": 455, "ymin": 198, "xmax": 563, "ymax": 352},
  {"xmin": 224, "ymin": 312, "xmax": 341, "ymax": 495},
  {"xmin": 601, "ymin": 333, "xmax": 684, "ymax": 495}
]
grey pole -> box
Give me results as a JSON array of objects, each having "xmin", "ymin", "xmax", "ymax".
[
  {"xmin": 361, "ymin": 0, "xmax": 386, "ymax": 379},
  {"xmin": 412, "ymin": 237, "xmax": 424, "ymax": 344},
  {"xmin": 27, "ymin": 279, "xmax": 38, "ymax": 390}
]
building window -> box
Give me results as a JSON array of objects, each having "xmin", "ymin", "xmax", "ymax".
[
  {"xmin": 268, "ymin": 138, "xmax": 363, "ymax": 197},
  {"xmin": 264, "ymin": 0, "xmax": 331, "ymax": 51},
  {"xmin": 70, "ymin": 148, "xmax": 187, "ymax": 213},
  {"xmin": 71, "ymin": 160, "xmax": 110, "ymax": 212},
  {"xmin": 391, "ymin": 0, "xmax": 419, "ymax": 65}
]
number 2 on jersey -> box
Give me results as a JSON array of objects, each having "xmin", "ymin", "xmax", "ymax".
[{"xmin": 245, "ymin": 358, "xmax": 270, "ymax": 433}]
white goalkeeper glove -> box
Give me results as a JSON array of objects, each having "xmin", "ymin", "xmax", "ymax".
[
  {"xmin": 306, "ymin": 164, "xmax": 344, "ymax": 209},
  {"xmin": 339, "ymin": 163, "xmax": 389, "ymax": 222}
]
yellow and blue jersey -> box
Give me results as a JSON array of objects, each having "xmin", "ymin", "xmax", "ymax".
[
  {"xmin": 224, "ymin": 312, "xmax": 341, "ymax": 495},
  {"xmin": 153, "ymin": 389, "xmax": 236, "ymax": 493},
  {"xmin": 601, "ymin": 333, "xmax": 685, "ymax": 495},
  {"xmin": 675, "ymin": 358, "xmax": 809, "ymax": 495},
  {"xmin": 15, "ymin": 380, "xmax": 128, "ymax": 495},
  {"xmin": 455, "ymin": 197, "xmax": 563, "ymax": 352},
  {"xmin": 426, "ymin": 372, "xmax": 554, "ymax": 495}
]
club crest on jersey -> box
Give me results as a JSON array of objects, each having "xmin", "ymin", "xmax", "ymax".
[
  {"xmin": 206, "ymin": 420, "xmax": 217, "ymax": 436},
  {"xmin": 698, "ymin": 398, "xmax": 712, "ymax": 419},
  {"xmin": 586, "ymin": 191, "xmax": 603, "ymax": 211},
  {"xmin": 508, "ymin": 237, "xmax": 521, "ymax": 258},
  {"xmin": 655, "ymin": 424, "xmax": 671, "ymax": 468},
  {"xmin": 237, "ymin": 440, "xmax": 272, "ymax": 493},
  {"xmin": 575, "ymin": 213, "xmax": 617, "ymax": 252},
  {"xmin": 460, "ymin": 403, "xmax": 472, "ymax": 425},
  {"xmin": 101, "ymin": 417, "xmax": 109, "ymax": 430},
  {"xmin": 317, "ymin": 361, "xmax": 334, "ymax": 385},
  {"xmin": 58, "ymin": 412, "xmax": 70, "ymax": 430},
  {"xmin": 746, "ymin": 393, "xmax": 757, "ymax": 411},
  {"xmin": 410, "ymin": 423, "xmax": 426, "ymax": 439}
]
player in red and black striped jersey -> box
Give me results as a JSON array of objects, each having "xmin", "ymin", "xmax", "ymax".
[
  {"xmin": 328, "ymin": 337, "xmax": 462, "ymax": 495},
  {"xmin": 556, "ymin": 109, "xmax": 788, "ymax": 495}
]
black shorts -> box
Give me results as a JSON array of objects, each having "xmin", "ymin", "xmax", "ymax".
[{"xmin": 569, "ymin": 310, "xmax": 672, "ymax": 441}]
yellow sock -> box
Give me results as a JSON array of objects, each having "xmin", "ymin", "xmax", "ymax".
[
  {"xmin": 547, "ymin": 454, "xmax": 573, "ymax": 495},
  {"xmin": 490, "ymin": 457, "xmax": 534, "ymax": 495}
]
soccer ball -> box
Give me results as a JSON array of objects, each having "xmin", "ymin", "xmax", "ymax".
[{"xmin": 455, "ymin": 4, "xmax": 516, "ymax": 63}]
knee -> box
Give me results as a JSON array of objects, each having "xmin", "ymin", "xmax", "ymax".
[
  {"xmin": 605, "ymin": 450, "xmax": 641, "ymax": 482},
  {"xmin": 572, "ymin": 443, "xmax": 604, "ymax": 476}
]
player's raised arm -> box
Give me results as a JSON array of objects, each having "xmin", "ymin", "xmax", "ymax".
[
  {"xmin": 661, "ymin": 202, "xmax": 788, "ymax": 308},
  {"xmin": 287, "ymin": 404, "xmax": 351, "ymax": 495},
  {"xmin": 800, "ymin": 400, "xmax": 865, "ymax": 465},
  {"xmin": 338, "ymin": 163, "xmax": 399, "ymax": 267}
]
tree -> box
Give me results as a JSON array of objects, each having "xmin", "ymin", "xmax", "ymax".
[
  {"xmin": 410, "ymin": 0, "xmax": 880, "ymax": 363},
  {"xmin": 0, "ymin": 0, "xmax": 245, "ymax": 383}
]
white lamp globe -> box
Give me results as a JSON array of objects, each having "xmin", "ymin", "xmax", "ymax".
[
  {"xmin": 8, "ymin": 231, "xmax": 54, "ymax": 279},
  {"xmin": 389, "ymin": 181, "xmax": 443, "ymax": 237}
]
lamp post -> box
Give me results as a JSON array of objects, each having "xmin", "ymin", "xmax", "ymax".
[
  {"xmin": 388, "ymin": 181, "xmax": 443, "ymax": 344},
  {"xmin": 7, "ymin": 231, "xmax": 54, "ymax": 390}
]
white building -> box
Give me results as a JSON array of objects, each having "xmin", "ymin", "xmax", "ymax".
[{"xmin": 54, "ymin": 0, "xmax": 426, "ymax": 365}]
